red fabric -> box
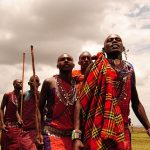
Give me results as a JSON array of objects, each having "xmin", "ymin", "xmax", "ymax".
[
  {"xmin": 22, "ymin": 91, "xmax": 36, "ymax": 130},
  {"xmin": 20, "ymin": 91, "xmax": 38, "ymax": 149},
  {"xmin": 1, "ymin": 91, "xmax": 21, "ymax": 150},
  {"xmin": 118, "ymin": 75, "xmax": 131, "ymax": 124},
  {"xmin": 48, "ymin": 135, "xmax": 73, "ymax": 150},
  {"xmin": 46, "ymin": 77, "xmax": 74, "ymax": 131},
  {"xmin": 20, "ymin": 130, "xmax": 37, "ymax": 150},
  {"xmin": 1, "ymin": 125, "xmax": 21, "ymax": 150},
  {"xmin": 110, "ymin": 60, "xmax": 133, "ymax": 150},
  {"xmin": 72, "ymin": 70, "xmax": 84, "ymax": 95},
  {"xmin": 43, "ymin": 76, "xmax": 75, "ymax": 150},
  {"xmin": 80, "ymin": 53, "xmax": 125, "ymax": 149},
  {"xmin": 4, "ymin": 92, "xmax": 18, "ymax": 123},
  {"xmin": 72, "ymin": 70, "xmax": 82, "ymax": 77}
]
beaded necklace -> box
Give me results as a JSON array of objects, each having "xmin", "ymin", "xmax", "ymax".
[
  {"xmin": 55, "ymin": 75, "xmax": 78, "ymax": 106},
  {"xmin": 109, "ymin": 59, "xmax": 133, "ymax": 101},
  {"xmin": 11, "ymin": 92, "xmax": 18, "ymax": 106}
]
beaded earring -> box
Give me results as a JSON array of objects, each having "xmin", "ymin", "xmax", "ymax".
[
  {"xmin": 102, "ymin": 48, "xmax": 106, "ymax": 57},
  {"xmin": 123, "ymin": 48, "xmax": 129, "ymax": 60}
]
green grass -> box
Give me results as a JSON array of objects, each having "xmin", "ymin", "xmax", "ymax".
[{"xmin": 131, "ymin": 127, "xmax": 150, "ymax": 150}]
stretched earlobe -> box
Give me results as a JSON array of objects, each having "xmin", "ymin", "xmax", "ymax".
[{"xmin": 102, "ymin": 47, "xmax": 105, "ymax": 52}]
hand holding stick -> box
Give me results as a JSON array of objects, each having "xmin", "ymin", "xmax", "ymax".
[{"xmin": 30, "ymin": 45, "xmax": 44, "ymax": 147}]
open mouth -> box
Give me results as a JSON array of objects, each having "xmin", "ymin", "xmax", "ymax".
[
  {"xmin": 63, "ymin": 64, "xmax": 71, "ymax": 68},
  {"xmin": 111, "ymin": 44, "xmax": 119, "ymax": 49}
]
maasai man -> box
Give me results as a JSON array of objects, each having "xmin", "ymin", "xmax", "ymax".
[
  {"xmin": 102, "ymin": 34, "xmax": 150, "ymax": 149},
  {"xmin": 73, "ymin": 34, "xmax": 150, "ymax": 150},
  {"xmin": 72, "ymin": 51, "xmax": 92, "ymax": 93},
  {"xmin": 72, "ymin": 51, "xmax": 92, "ymax": 150},
  {"xmin": 72, "ymin": 51, "xmax": 92, "ymax": 77},
  {"xmin": 0, "ymin": 79, "xmax": 22, "ymax": 150},
  {"xmin": 20, "ymin": 75, "xmax": 41, "ymax": 150},
  {"xmin": 39, "ymin": 53, "xmax": 78, "ymax": 150}
]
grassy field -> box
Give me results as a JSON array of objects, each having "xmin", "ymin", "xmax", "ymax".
[{"xmin": 131, "ymin": 127, "xmax": 150, "ymax": 150}]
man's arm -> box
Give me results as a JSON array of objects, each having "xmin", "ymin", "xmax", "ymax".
[
  {"xmin": 0, "ymin": 94, "xmax": 8, "ymax": 131},
  {"xmin": 131, "ymin": 72, "xmax": 150, "ymax": 136},
  {"xmin": 74, "ymin": 100, "xmax": 82, "ymax": 130},
  {"xmin": 39, "ymin": 79, "xmax": 49, "ymax": 123},
  {"xmin": 73, "ymin": 100, "xmax": 84, "ymax": 150}
]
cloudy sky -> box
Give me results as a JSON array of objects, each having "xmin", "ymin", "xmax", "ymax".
[{"xmin": 0, "ymin": 0, "xmax": 150, "ymax": 126}]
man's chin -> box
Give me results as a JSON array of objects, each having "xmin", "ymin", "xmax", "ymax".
[{"xmin": 107, "ymin": 50, "xmax": 121, "ymax": 55}]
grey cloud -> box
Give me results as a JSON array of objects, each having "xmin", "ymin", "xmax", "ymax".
[
  {"xmin": 127, "ymin": 4, "xmax": 150, "ymax": 18},
  {"xmin": 0, "ymin": 0, "xmax": 108, "ymax": 66},
  {"xmin": 141, "ymin": 24, "xmax": 150, "ymax": 29}
]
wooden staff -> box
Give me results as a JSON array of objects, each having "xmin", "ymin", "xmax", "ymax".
[
  {"xmin": 30, "ymin": 45, "xmax": 43, "ymax": 146},
  {"xmin": 20, "ymin": 52, "xmax": 25, "ymax": 118}
]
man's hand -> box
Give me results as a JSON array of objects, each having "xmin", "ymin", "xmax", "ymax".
[
  {"xmin": 36, "ymin": 133, "xmax": 44, "ymax": 146},
  {"xmin": 18, "ymin": 118, "xmax": 23, "ymax": 125},
  {"xmin": 147, "ymin": 128, "xmax": 150, "ymax": 137},
  {"xmin": 1, "ymin": 124, "xmax": 8, "ymax": 132},
  {"xmin": 73, "ymin": 139, "xmax": 84, "ymax": 150}
]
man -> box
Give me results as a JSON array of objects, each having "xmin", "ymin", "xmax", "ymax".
[
  {"xmin": 20, "ymin": 75, "xmax": 42, "ymax": 150},
  {"xmin": 0, "ymin": 79, "xmax": 22, "ymax": 150},
  {"xmin": 73, "ymin": 34, "xmax": 150, "ymax": 150},
  {"xmin": 102, "ymin": 34, "xmax": 150, "ymax": 148},
  {"xmin": 39, "ymin": 53, "xmax": 78, "ymax": 150},
  {"xmin": 72, "ymin": 51, "xmax": 92, "ymax": 93},
  {"xmin": 72, "ymin": 51, "xmax": 92, "ymax": 77}
]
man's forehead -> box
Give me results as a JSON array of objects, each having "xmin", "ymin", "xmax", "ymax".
[
  {"xmin": 80, "ymin": 52, "xmax": 91, "ymax": 57},
  {"xmin": 13, "ymin": 79, "xmax": 22, "ymax": 85},
  {"xmin": 58, "ymin": 53, "xmax": 73, "ymax": 60},
  {"xmin": 106, "ymin": 34, "xmax": 121, "ymax": 40},
  {"xmin": 30, "ymin": 76, "xmax": 39, "ymax": 81}
]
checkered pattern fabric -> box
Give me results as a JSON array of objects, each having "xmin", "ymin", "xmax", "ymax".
[{"xmin": 80, "ymin": 53, "xmax": 125, "ymax": 149}]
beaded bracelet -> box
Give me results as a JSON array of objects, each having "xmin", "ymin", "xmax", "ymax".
[
  {"xmin": 146, "ymin": 128, "xmax": 150, "ymax": 133},
  {"xmin": 72, "ymin": 129, "xmax": 82, "ymax": 140}
]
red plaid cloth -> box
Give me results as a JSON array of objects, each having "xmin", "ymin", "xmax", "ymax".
[{"xmin": 80, "ymin": 53, "xmax": 125, "ymax": 149}]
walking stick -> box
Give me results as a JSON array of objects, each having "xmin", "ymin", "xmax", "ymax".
[
  {"xmin": 30, "ymin": 45, "xmax": 43, "ymax": 148},
  {"xmin": 20, "ymin": 52, "xmax": 25, "ymax": 119}
]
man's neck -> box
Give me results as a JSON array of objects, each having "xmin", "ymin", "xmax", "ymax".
[
  {"xmin": 59, "ymin": 72, "xmax": 72, "ymax": 83},
  {"xmin": 81, "ymin": 68, "xmax": 86, "ymax": 75},
  {"xmin": 107, "ymin": 52, "xmax": 122, "ymax": 60},
  {"xmin": 13, "ymin": 89, "xmax": 20, "ymax": 95}
]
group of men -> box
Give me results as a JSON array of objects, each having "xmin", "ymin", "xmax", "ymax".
[{"xmin": 0, "ymin": 34, "xmax": 150, "ymax": 150}]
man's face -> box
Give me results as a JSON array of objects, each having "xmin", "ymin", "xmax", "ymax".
[
  {"xmin": 29, "ymin": 76, "xmax": 40, "ymax": 89},
  {"xmin": 14, "ymin": 79, "xmax": 22, "ymax": 91},
  {"xmin": 57, "ymin": 54, "xmax": 74, "ymax": 71},
  {"xmin": 78, "ymin": 52, "xmax": 92, "ymax": 69},
  {"xmin": 103, "ymin": 34, "xmax": 124, "ymax": 55}
]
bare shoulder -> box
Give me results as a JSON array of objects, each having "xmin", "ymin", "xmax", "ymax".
[
  {"xmin": 43, "ymin": 76, "xmax": 56, "ymax": 88},
  {"xmin": 2, "ymin": 93, "xmax": 9, "ymax": 100},
  {"xmin": 1, "ymin": 93, "xmax": 9, "ymax": 107}
]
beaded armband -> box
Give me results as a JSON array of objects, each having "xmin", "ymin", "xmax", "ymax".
[
  {"xmin": 72, "ymin": 129, "xmax": 82, "ymax": 141},
  {"xmin": 146, "ymin": 128, "xmax": 150, "ymax": 133}
]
